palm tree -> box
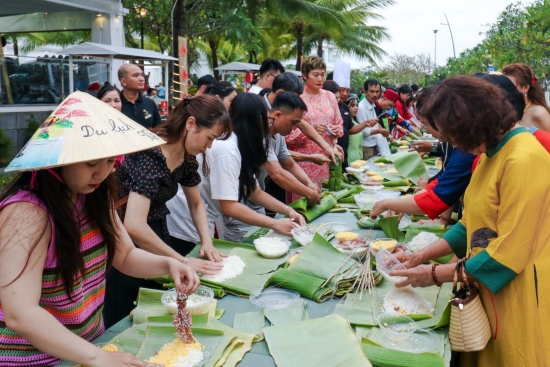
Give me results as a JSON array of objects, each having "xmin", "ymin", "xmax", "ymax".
[
  {"xmin": 195, "ymin": 38, "xmax": 248, "ymax": 75},
  {"xmin": 3, "ymin": 31, "xmax": 90, "ymax": 56}
]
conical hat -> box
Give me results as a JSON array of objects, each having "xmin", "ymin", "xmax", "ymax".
[{"xmin": 5, "ymin": 91, "xmax": 166, "ymax": 172}]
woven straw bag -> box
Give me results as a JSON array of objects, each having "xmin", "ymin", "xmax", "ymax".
[{"xmin": 449, "ymin": 259, "xmax": 492, "ymax": 352}]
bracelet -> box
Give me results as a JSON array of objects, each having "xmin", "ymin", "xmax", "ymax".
[
  {"xmin": 284, "ymin": 206, "xmax": 290, "ymax": 217},
  {"xmin": 182, "ymin": 257, "xmax": 188, "ymax": 264},
  {"xmin": 431, "ymin": 263, "xmax": 442, "ymax": 286}
]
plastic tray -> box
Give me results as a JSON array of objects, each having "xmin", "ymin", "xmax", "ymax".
[
  {"xmin": 250, "ymin": 288, "xmax": 300, "ymax": 309},
  {"xmin": 378, "ymin": 328, "xmax": 439, "ymax": 353}
]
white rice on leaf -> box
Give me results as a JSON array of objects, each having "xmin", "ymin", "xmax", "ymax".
[
  {"xmin": 201, "ymin": 255, "xmax": 246, "ymax": 283},
  {"xmin": 383, "ymin": 287, "xmax": 435, "ymax": 315},
  {"xmin": 408, "ymin": 231, "xmax": 440, "ymax": 252}
]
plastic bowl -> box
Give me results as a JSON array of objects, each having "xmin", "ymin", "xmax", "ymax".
[
  {"xmin": 370, "ymin": 238, "xmax": 398, "ymax": 253},
  {"xmin": 161, "ymin": 285, "xmax": 214, "ymax": 315},
  {"xmin": 253, "ymin": 237, "xmax": 291, "ymax": 258},
  {"xmin": 354, "ymin": 193, "xmax": 377, "ymax": 209},
  {"xmin": 291, "ymin": 227, "xmax": 315, "ymax": 246},
  {"xmin": 376, "ymin": 190, "xmax": 401, "ymax": 201},
  {"xmin": 250, "ymin": 288, "xmax": 300, "ymax": 309},
  {"xmin": 377, "ymin": 312, "xmax": 417, "ymax": 342}
]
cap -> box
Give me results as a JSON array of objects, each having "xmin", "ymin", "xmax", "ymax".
[{"xmin": 383, "ymin": 89, "xmax": 399, "ymax": 103}]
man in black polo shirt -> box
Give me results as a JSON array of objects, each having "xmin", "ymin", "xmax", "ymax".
[{"xmin": 118, "ymin": 64, "xmax": 161, "ymax": 128}]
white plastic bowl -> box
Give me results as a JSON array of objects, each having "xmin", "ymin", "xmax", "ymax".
[
  {"xmin": 161, "ymin": 285, "xmax": 214, "ymax": 315},
  {"xmin": 354, "ymin": 193, "xmax": 377, "ymax": 209},
  {"xmin": 253, "ymin": 237, "xmax": 291, "ymax": 258},
  {"xmin": 376, "ymin": 190, "xmax": 401, "ymax": 201},
  {"xmin": 377, "ymin": 312, "xmax": 417, "ymax": 342}
]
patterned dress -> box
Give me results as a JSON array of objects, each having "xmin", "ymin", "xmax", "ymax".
[
  {"xmin": 0, "ymin": 190, "xmax": 107, "ymax": 367},
  {"xmin": 285, "ymin": 89, "xmax": 343, "ymax": 202}
]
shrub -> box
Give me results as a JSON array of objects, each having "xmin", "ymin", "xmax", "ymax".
[
  {"xmin": 26, "ymin": 112, "xmax": 41, "ymax": 142},
  {"xmin": 0, "ymin": 128, "xmax": 12, "ymax": 165}
]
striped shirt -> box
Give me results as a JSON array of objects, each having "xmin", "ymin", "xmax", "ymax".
[{"xmin": 0, "ymin": 189, "xmax": 107, "ymax": 366}]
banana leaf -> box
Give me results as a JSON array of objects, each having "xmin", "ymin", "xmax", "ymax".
[
  {"xmin": 378, "ymin": 172, "xmax": 403, "ymax": 181},
  {"xmin": 269, "ymin": 268, "xmax": 332, "ymax": 302},
  {"xmin": 289, "ymin": 192, "xmax": 337, "ymax": 222},
  {"xmin": 357, "ymin": 216, "xmax": 381, "ymax": 229},
  {"xmin": 383, "ymin": 151, "xmax": 429, "ymax": 185},
  {"xmin": 207, "ymin": 318, "xmax": 256, "ymax": 367},
  {"xmin": 408, "ymin": 132, "xmax": 420, "ymax": 140},
  {"xmin": 378, "ymin": 216, "xmax": 405, "ymax": 241},
  {"xmin": 328, "ymin": 207, "xmax": 346, "ymax": 213},
  {"xmin": 343, "ymin": 172, "xmax": 360, "ymax": 184},
  {"xmin": 133, "ymin": 288, "xmax": 169, "ymax": 325},
  {"xmin": 241, "ymin": 227, "xmax": 270, "ymax": 244},
  {"xmin": 402, "ymin": 224, "xmax": 447, "ymax": 231},
  {"xmin": 382, "ymin": 178, "xmax": 410, "ymax": 187},
  {"xmin": 136, "ymin": 326, "xmax": 224, "ymax": 365},
  {"xmin": 264, "ymin": 300, "xmax": 309, "ymax": 326},
  {"xmin": 159, "ymin": 282, "xmax": 226, "ymax": 298},
  {"xmin": 108, "ymin": 323, "xmax": 147, "ymax": 356},
  {"xmin": 337, "ymin": 195, "xmax": 356, "ymax": 204},
  {"xmin": 411, "ymin": 214, "xmax": 430, "ymax": 222},
  {"xmin": 423, "ymin": 157, "xmax": 437, "ymax": 165},
  {"xmin": 263, "ymin": 314, "xmax": 372, "ymax": 367},
  {"xmin": 233, "ymin": 310, "xmax": 265, "ymax": 342},
  {"xmin": 374, "ymin": 157, "xmax": 392, "ymax": 164},
  {"xmin": 353, "ymin": 209, "xmax": 371, "ymax": 219}
]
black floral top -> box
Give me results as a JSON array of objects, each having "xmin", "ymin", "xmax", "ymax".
[{"xmin": 116, "ymin": 147, "xmax": 201, "ymax": 224}]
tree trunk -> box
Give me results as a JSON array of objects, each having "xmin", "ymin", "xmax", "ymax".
[
  {"xmin": 172, "ymin": 0, "xmax": 183, "ymax": 100},
  {"xmin": 209, "ymin": 38, "xmax": 220, "ymax": 79},
  {"xmin": 295, "ymin": 24, "xmax": 304, "ymax": 71},
  {"xmin": 317, "ymin": 37, "xmax": 323, "ymax": 57}
]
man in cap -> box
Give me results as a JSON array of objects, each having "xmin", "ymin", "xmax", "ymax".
[{"xmin": 118, "ymin": 64, "xmax": 161, "ymax": 129}]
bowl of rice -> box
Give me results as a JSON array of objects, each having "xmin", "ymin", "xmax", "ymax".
[
  {"xmin": 370, "ymin": 238, "xmax": 398, "ymax": 253},
  {"xmin": 254, "ymin": 237, "xmax": 291, "ymax": 258},
  {"xmin": 407, "ymin": 232, "xmax": 440, "ymax": 252},
  {"xmin": 377, "ymin": 312, "xmax": 417, "ymax": 342},
  {"xmin": 161, "ymin": 285, "xmax": 214, "ymax": 315}
]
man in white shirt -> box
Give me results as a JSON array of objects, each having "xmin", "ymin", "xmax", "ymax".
[
  {"xmin": 357, "ymin": 79, "xmax": 391, "ymax": 159},
  {"xmin": 248, "ymin": 58, "xmax": 285, "ymax": 94}
]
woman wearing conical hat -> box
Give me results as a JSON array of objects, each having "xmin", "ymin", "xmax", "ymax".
[{"xmin": 0, "ymin": 92, "xmax": 199, "ymax": 367}]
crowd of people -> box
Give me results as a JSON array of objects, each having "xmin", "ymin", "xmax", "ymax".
[{"xmin": 0, "ymin": 54, "xmax": 549, "ymax": 367}]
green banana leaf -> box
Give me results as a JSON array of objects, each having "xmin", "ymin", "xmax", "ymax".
[
  {"xmin": 408, "ymin": 132, "xmax": 420, "ymax": 140},
  {"xmin": 263, "ymin": 314, "xmax": 372, "ymax": 367},
  {"xmin": 108, "ymin": 323, "xmax": 147, "ymax": 355},
  {"xmin": 411, "ymin": 214, "xmax": 431, "ymax": 222},
  {"xmin": 343, "ymin": 172, "xmax": 360, "ymax": 185},
  {"xmin": 328, "ymin": 208, "xmax": 346, "ymax": 213},
  {"xmin": 353, "ymin": 209, "xmax": 371, "ymax": 219},
  {"xmin": 382, "ymin": 178, "xmax": 410, "ymax": 187},
  {"xmin": 423, "ymin": 157, "xmax": 437, "ymax": 165},
  {"xmin": 357, "ymin": 216, "xmax": 381, "ymax": 229},
  {"xmin": 337, "ymin": 195, "xmax": 356, "ymax": 204},
  {"xmin": 331, "ymin": 188, "xmax": 357, "ymax": 201},
  {"xmin": 206, "ymin": 318, "xmax": 256, "ymax": 367},
  {"xmin": 374, "ymin": 157, "xmax": 392, "ymax": 164},
  {"xmin": 289, "ymin": 192, "xmax": 337, "ymax": 222},
  {"xmin": 241, "ymin": 227, "xmax": 270, "ymax": 244},
  {"xmin": 378, "ymin": 216, "xmax": 405, "ymax": 241},
  {"xmin": 233, "ymin": 311, "xmax": 265, "ymax": 342},
  {"xmin": 136, "ymin": 326, "xmax": 224, "ymax": 363},
  {"xmin": 383, "ymin": 151, "xmax": 429, "ymax": 185},
  {"xmin": 402, "ymin": 224, "xmax": 447, "ymax": 231},
  {"xmin": 269, "ymin": 268, "xmax": 331, "ymax": 301},
  {"xmin": 264, "ymin": 300, "xmax": 309, "ymax": 326}
]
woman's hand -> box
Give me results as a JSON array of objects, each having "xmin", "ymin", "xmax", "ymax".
[
  {"xmin": 199, "ymin": 241, "xmax": 226, "ymax": 262},
  {"xmin": 329, "ymin": 124, "xmax": 341, "ymax": 137},
  {"xmin": 392, "ymin": 250, "xmax": 425, "ymax": 269},
  {"xmin": 369, "ymin": 200, "xmax": 388, "ymax": 219},
  {"xmin": 271, "ymin": 218, "xmax": 298, "ymax": 236},
  {"xmin": 186, "ymin": 257, "xmax": 223, "ymax": 276},
  {"xmin": 314, "ymin": 124, "xmax": 328, "ymax": 134},
  {"xmin": 416, "ymin": 177, "xmax": 429, "ymax": 188},
  {"xmin": 167, "ymin": 259, "xmax": 200, "ymax": 294},
  {"xmin": 91, "ymin": 350, "xmax": 164, "ymax": 367},
  {"xmin": 310, "ymin": 154, "xmax": 330, "ymax": 165},
  {"xmin": 390, "ymin": 264, "xmax": 434, "ymax": 288},
  {"xmin": 287, "ymin": 208, "xmax": 306, "ymax": 227},
  {"xmin": 411, "ymin": 141, "xmax": 432, "ymax": 153}
]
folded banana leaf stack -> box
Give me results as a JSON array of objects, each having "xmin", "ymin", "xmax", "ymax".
[
  {"xmin": 269, "ymin": 234, "xmax": 361, "ymax": 302},
  {"xmin": 328, "ymin": 156, "xmax": 343, "ymax": 191},
  {"xmin": 289, "ymin": 191, "xmax": 337, "ymax": 222}
]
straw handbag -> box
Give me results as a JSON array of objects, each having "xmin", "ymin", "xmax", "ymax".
[{"xmin": 449, "ymin": 259, "xmax": 491, "ymax": 352}]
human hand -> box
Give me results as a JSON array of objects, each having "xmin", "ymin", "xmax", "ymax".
[
  {"xmin": 186, "ymin": 257, "xmax": 223, "ymax": 275},
  {"xmin": 411, "ymin": 141, "xmax": 432, "ymax": 153},
  {"xmin": 392, "ymin": 251, "xmax": 425, "ymax": 269},
  {"xmin": 271, "ymin": 218, "xmax": 299, "ymax": 236},
  {"xmin": 364, "ymin": 119, "xmax": 379, "ymax": 127},
  {"xmin": 287, "ymin": 207, "xmax": 306, "ymax": 227},
  {"xmin": 310, "ymin": 153, "xmax": 330, "ymax": 165},
  {"xmin": 90, "ymin": 350, "xmax": 164, "ymax": 367},
  {"xmin": 334, "ymin": 145, "xmax": 345, "ymax": 161},
  {"xmin": 199, "ymin": 241, "xmax": 227, "ymax": 262},
  {"xmin": 391, "ymin": 264, "xmax": 435, "ymax": 288},
  {"xmin": 307, "ymin": 183, "xmax": 321, "ymax": 195},
  {"xmin": 330, "ymin": 124, "xmax": 341, "ymax": 136},
  {"xmin": 369, "ymin": 200, "xmax": 388, "ymax": 219},
  {"xmin": 168, "ymin": 259, "xmax": 200, "ymax": 294},
  {"xmin": 305, "ymin": 188, "xmax": 322, "ymax": 206},
  {"xmin": 314, "ymin": 124, "xmax": 328, "ymax": 134},
  {"xmin": 416, "ymin": 177, "xmax": 429, "ymax": 188}
]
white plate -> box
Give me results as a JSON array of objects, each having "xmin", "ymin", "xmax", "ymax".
[
  {"xmin": 378, "ymin": 328, "xmax": 439, "ymax": 354},
  {"xmin": 250, "ymin": 288, "xmax": 300, "ymax": 309}
]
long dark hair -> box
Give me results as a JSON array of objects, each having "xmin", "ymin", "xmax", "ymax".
[
  {"xmin": 205, "ymin": 81, "xmax": 236, "ymax": 99},
  {"xmin": 502, "ymin": 63, "xmax": 550, "ymax": 112},
  {"xmin": 0, "ymin": 169, "xmax": 119, "ymax": 301},
  {"xmin": 97, "ymin": 83, "xmax": 120, "ymax": 100},
  {"xmin": 153, "ymin": 94, "xmax": 231, "ymax": 176},
  {"xmin": 229, "ymin": 93, "xmax": 269, "ymax": 201}
]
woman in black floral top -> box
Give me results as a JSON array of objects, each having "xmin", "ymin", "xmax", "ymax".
[{"xmin": 104, "ymin": 95, "xmax": 231, "ymax": 328}]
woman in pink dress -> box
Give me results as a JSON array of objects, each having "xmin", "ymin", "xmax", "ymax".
[{"xmin": 286, "ymin": 55, "xmax": 343, "ymax": 202}]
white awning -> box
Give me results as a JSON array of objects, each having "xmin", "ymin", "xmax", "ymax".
[
  {"xmin": 215, "ymin": 62, "xmax": 260, "ymax": 72},
  {"xmin": 57, "ymin": 42, "xmax": 177, "ymax": 61}
]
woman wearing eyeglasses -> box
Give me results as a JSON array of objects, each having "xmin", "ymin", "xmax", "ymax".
[{"xmin": 285, "ymin": 55, "xmax": 343, "ymax": 202}]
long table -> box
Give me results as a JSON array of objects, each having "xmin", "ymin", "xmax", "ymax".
[{"xmin": 57, "ymin": 211, "xmax": 450, "ymax": 366}]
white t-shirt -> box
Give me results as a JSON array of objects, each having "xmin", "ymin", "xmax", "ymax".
[
  {"xmin": 357, "ymin": 98, "xmax": 378, "ymax": 147},
  {"xmin": 248, "ymin": 85, "xmax": 263, "ymax": 94},
  {"xmin": 166, "ymin": 134, "xmax": 241, "ymax": 242}
]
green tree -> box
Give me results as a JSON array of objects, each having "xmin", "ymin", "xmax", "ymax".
[{"xmin": 3, "ymin": 31, "xmax": 90, "ymax": 56}]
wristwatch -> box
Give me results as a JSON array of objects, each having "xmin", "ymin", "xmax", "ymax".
[{"xmin": 429, "ymin": 142, "xmax": 438, "ymax": 154}]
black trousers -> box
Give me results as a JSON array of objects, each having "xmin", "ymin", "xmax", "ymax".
[{"xmin": 103, "ymin": 219, "xmax": 170, "ymax": 329}]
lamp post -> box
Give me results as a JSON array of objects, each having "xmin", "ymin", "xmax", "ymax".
[
  {"xmin": 441, "ymin": 13, "xmax": 456, "ymax": 58},
  {"xmin": 135, "ymin": 6, "xmax": 148, "ymax": 49},
  {"xmin": 433, "ymin": 29, "xmax": 438, "ymax": 70}
]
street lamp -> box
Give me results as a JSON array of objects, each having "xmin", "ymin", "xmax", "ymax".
[
  {"xmin": 134, "ymin": 6, "xmax": 148, "ymax": 49},
  {"xmin": 441, "ymin": 13, "xmax": 456, "ymax": 58},
  {"xmin": 433, "ymin": 29, "xmax": 438, "ymax": 70}
]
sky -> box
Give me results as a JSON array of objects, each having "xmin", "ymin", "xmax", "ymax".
[{"xmin": 366, "ymin": 0, "xmax": 525, "ymax": 68}]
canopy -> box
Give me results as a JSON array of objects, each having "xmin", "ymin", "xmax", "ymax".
[
  {"xmin": 215, "ymin": 62, "xmax": 260, "ymax": 72},
  {"xmin": 57, "ymin": 42, "xmax": 177, "ymax": 61}
]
